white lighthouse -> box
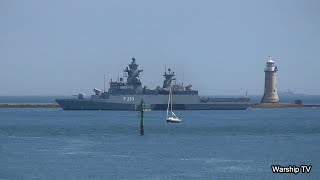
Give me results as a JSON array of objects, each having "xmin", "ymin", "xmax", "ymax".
[{"xmin": 261, "ymin": 56, "xmax": 279, "ymax": 103}]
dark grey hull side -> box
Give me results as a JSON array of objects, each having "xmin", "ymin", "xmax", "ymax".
[
  {"xmin": 56, "ymin": 99, "xmax": 250, "ymax": 110},
  {"xmin": 55, "ymin": 99, "xmax": 135, "ymax": 110}
]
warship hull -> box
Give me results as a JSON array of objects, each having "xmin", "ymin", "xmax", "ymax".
[{"xmin": 56, "ymin": 95, "xmax": 250, "ymax": 110}]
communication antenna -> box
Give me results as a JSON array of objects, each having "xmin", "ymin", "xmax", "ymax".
[
  {"xmin": 104, "ymin": 74, "xmax": 106, "ymax": 93},
  {"xmin": 182, "ymin": 71, "xmax": 184, "ymax": 87}
]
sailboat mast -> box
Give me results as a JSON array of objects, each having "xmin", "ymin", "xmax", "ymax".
[
  {"xmin": 167, "ymin": 86, "xmax": 170, "ymax": 117},
  {"xmin": 170, "ymin": 86, "xmax": 173, "ymax": 113}
]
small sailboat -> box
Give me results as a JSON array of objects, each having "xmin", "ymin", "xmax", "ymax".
[{"xmin": 166, "ymin": 86, "xmax": 182, "ymax": 123}]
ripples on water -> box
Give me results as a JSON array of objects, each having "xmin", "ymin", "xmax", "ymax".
[{"xmin": 0, "ymin": 108, "xmax": 319, "ymax": 179}]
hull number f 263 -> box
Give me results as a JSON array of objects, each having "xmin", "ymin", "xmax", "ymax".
[{"xmin": 123, "ymin": 97, "xmax": 135, "ymax": 101}]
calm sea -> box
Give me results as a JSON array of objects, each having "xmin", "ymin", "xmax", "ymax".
[{"xmin": 0, "ymin": 107, "xmax": 319, "ymax": 179}]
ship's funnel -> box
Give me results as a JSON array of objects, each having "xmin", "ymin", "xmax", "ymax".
[{"xmin": 78, "ymin": 93, "xmax": 86, "ymax": 99}]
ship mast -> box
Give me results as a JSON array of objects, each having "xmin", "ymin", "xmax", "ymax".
[{"xmin": 104, "ymin": 74, "xmax": 106, "ymax": 93}]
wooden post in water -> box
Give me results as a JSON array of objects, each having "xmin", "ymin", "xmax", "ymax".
[{"xmin": 140, "ymin": 99, "xmax": 144, "ymax": 136}]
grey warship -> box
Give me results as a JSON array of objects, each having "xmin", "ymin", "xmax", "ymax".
[{"xmin": 56, "ymin": 58, "xmax": 250, "ymax": 110}]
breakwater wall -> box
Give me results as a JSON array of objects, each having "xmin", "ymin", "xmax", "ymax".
[
  {"xmin": 0, "ymin": 104, "xmax": 59, "ymax": 108},
  {"xmin": 249, "ymin": 103, "xmax": 320, "ymax": 108}
]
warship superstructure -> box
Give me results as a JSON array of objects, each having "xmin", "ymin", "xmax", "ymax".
[{"xmin": 56, "ymin": 58, "xmax": 250, "ymax": 110}]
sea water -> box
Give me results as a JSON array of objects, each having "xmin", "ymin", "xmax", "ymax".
[{"xmin": 0, "ymin": 107, "xmax": 319, "ymax": 179}]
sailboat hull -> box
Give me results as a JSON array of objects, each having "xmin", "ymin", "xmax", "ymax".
[
  {"xmin": 166, "ymin": 117, "xmax": 182, "ymax": 123},
  {"xmin": 167, "ymin": 120, "xmax": 181, "ymax": 123}
]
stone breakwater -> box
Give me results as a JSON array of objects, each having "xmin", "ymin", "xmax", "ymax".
[
  {"xmin": 0, "ymin": 104, "xmax": 59, "ymax": 108},
  {"xmin": 250, "ymin": 103, "xmax": 320, "ymax": 108}
]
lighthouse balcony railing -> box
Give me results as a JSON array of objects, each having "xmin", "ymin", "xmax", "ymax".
[{"xmin": 265, "ymin": 67, "xmax": 275, "ymax": 71}]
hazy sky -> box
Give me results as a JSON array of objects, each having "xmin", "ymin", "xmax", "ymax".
[{"xmin": 0, "ymin": 0, "xmax": 319, "ymax": 95}]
